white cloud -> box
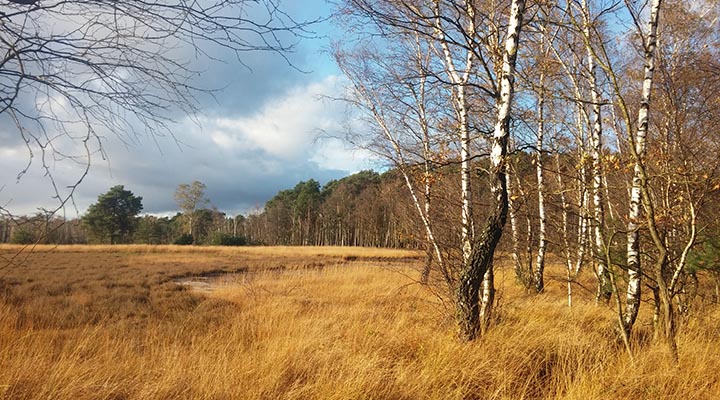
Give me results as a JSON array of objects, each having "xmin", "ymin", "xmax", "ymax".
[
  {"xmin": 310, "ymin": 138, "xmax": 376, "ymax": 173},
  {"xmin": 207, "ymin": 76, "xmax": 343, "ymax": 160},
  {"xmin": 0, "ymin": 75, "xmax": 375, "ymax": 217},
  {"xmin": 0, "ymin": 0, "xmax": 363, "ymax": 218}
]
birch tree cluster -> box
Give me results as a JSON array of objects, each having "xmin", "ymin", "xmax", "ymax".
[{"xmin": 334, "ymin": 0, "xmax": 720, "ymax": 356}]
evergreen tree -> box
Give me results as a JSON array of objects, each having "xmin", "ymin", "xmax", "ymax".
[{"xmin": 82, "ymin": 186, "xmax": 143, "ymax": 244}]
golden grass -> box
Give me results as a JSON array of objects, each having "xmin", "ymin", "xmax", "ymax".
[
  {"xmin": 0, "ymin": 245, "xmax": 718, "ymax": 399},
  {"xmin": 0, "ymin": 244, "xmax": 422, "ymax": 258}
]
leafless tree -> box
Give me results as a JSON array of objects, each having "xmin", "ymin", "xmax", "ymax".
[{"xmin": 0, "ymin": 0, "xmax": 314, "ymax": 215}]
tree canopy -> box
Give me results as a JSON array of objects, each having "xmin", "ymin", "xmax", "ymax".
[
  {"xmin": 82, "ymin": 185, "xmax": 143, "ymax": 244},
  {"xmin": 174, "ymin": 181, "xmax": 210, "ymax": 238}
]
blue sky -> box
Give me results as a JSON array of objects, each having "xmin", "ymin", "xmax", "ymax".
[{"xmin": 0, "ymin": 0, "xmax": 377, "ymax": 217}]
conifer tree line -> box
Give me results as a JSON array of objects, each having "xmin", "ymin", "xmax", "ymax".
[{"xmin": 0, "ymin": 172, "xmax": 427, "ymax": 248}]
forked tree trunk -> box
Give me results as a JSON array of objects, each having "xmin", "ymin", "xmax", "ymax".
[
  {"xmin": 456, "ymin": 0, "xmax": 525, "ymax": 341},
  {"xmin": 623, "ymin": 0, "xmax": 662, "ymax": 339}
]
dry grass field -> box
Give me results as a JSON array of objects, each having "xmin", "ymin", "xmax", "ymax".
[{"xmin": 1, "ymin": 244, "xmax": 719, "ymax": 399}]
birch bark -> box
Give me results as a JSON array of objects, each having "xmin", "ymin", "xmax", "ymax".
[
  {"xmin": 624, "ymin": 0, "xmax": 663, "ymax": 338},
  {"xmin": 533, "ymin": 80, "xmax": 547, "ymax": 293},
  {"xmin": 507, "ymin": 163, "xmax": 525, "ymax": 285},
  {"xmin": 433, "ymin": 0, "xmax": 475, "ymax": 264},
  {"xmin": 580, "ymin": 0, "xmax": 611, "ymax": 303},
  {"xmin": 457, "ymin": 0, "xmax": 525, "ymax": 340},
  {"xmin": 555, "ymin": 151, "xmax": 575, "ymax": 306}
]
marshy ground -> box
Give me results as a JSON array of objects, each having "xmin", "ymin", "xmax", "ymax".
[{"xmin": 0, "ymin": 245, "xmax": 718, "ymax": 399}]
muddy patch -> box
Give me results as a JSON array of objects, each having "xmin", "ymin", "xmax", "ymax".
[
  {"xmin": 174, "ymin": 272, "xmax": 250, "ymax": 293},
  {"xmin": 173, "ymin": 264, "xmax": 328, "ymax": 292}
]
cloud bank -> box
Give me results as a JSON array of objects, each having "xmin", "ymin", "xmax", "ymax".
[{"xmin": 0, "ymin": 75, "xmax": 373, "ymax": 217}]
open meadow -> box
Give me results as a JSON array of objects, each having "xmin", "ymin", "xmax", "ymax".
[{"xmin": 1, "ymin": 245, "xmax": 719, "ymax": 399}]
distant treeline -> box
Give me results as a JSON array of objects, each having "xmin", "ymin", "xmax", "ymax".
[
  {"xmin": 242, "ymin": 170, "xmax": 420, "ymax": 247},
  {"xmin": 0, "ymin": 155, "xmax": 561, "ymax": 249},
  {"xmin": 0, "ymin": 170, "xmax": 428, "ymax": 248},
  {"xmin": 0, "ymin": 208, "xmax": 246, "ymax": 246}
]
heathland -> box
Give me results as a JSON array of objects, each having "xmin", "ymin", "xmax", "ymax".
[{"xmin": 0, "ymin": 245, "xmax": 718, "ymax": 399}]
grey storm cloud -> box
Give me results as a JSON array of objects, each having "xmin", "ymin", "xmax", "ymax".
[
  {"xmin": 1, "ymin": 74, "xmax": 374, "ymax": 217},
  {"xmin": 0, "ymin": 1, "xmax": 380, "ymax": 217}
]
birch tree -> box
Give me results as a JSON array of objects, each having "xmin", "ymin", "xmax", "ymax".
[
  {"xmin": 524, "ymin": 6, "xmax": 562, "ymax": 294},
  {"xmin": 634, "ymin": 0, "xmax": 719, "ymax": 358},
  {"xmin": 334, "ymin": 27, "xmax": 452, "ymax": 285},
  {"xmin": 457, "ymin": 0, "xmax": 525, "ymax": 339},
  {"xmin": 543, "ymin": 18, "xmax": 589, "ymax": 303},
  {"xmin": 651, "ymin": 1, "xmax": 720, "ymax": 325},
  {"xmin": 623, "ymin": 0, "xmax": 662, "ymax": 340},
  {"xmin": 508, "ymin": 158, "xmax": 533, "ymax": 289},
  {"xmin": 577, "ymin": 0, "xmax": 611, "ymax": 303},
  {"xmin": 547, "ymin": 26, "xmax": 593, "ymax": 279},
  {"xmin": 431, "ymin": 0, "xmax": 476, "ymax": 266},
  {"xmin": 337, "ymin": 0, "xmax": 526, "ymax": 340}
]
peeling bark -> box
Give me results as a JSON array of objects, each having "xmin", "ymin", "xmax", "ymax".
[
  {"xmin": 580, "ymin": 0, "xmax": 611, "ymax": 303},
  {"xmin": 534, "ymin": 77, "xmax": 547, "ymax": 293},
  {"xmin": 457, "ymin": 0, "xmax": 525, "ymax": 340},
  {"xmin": 623, "ymin": 0, "xmax": 663, "ymax": 339}
]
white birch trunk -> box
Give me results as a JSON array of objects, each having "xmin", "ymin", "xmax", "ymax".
[
  {"xmin": 549, "ymin": 29, "xmax": 594, "ymax": 285},
  {"xmin": 457, "ymin": 0, "xmax": 525, "ymax": 340},
  {"xmin": 624, "ymin": 0, "xmax": 662, "ymax": 337},
  {"xmin": 603, "ymin": 172, "xmax": 616, "ymax": 221},
  {"xmin": 479, "ymin": 267, "xmax": 495, "ymax": 335},
  {"xmin": 581, "ymin": 0, "xmax": 611, "ymax": 303},
  {"xmin": 534, "ymin": 75, "xmax": 547, "ymax": 293},
  {"xmin": 421, "ymin": 141, "xmax": 434, "ymax": 283},
  {"xmin": 555, "ymin": 150, "xmax": 575, "ymax": 306},
  {"xmin": 400, "ymin": 168, "xmax": 448, "ymax": 282},
  {"xmin": 413, "ymin": 43, "xmax": 439, "ymax": 284},
  {"xmin": 339, "ymin": 70, "xmax": 449, "ymax": 284},
  {"xmin": 512, "ymin": 170, "xmax": 534, "ymax": 283},
  {"xmin": 433, "ymin": 0, "xmax": 475, "ymax": 263},
  {"xmin": 576, "ymin": 162, "xmax": 590, "ymax": 275}
]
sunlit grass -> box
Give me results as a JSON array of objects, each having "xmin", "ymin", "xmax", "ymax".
[
  {"xmin": 0, "ymin": 244, "xmax": 422, "ymax": 258},
  {"xmin": 0, "ymin": 245, "xmax": 718, "ymax": 399}
]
